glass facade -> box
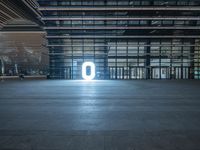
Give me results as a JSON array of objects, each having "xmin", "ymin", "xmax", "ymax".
[
  {"xmin": 0, "ymin": 32, "xmax": 48, "ymax": 76},
  {"xmin": 38, "ymin": 0, "xmax": 200, "ymax": 79}
]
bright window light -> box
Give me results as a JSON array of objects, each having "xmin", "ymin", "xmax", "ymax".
[{"xmin": 82, "ymin": 62, "xmax": 95, "ymax": 80}]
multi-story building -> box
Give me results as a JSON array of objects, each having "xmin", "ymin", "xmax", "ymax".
[{"xmin": 38, "ymin": 0, "xmax": 200, "ymax": 79}]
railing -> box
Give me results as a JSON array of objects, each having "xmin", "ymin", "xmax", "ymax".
[{"xmin": 38, "ymin": 6, "xmax": 200, "ymax": 11}]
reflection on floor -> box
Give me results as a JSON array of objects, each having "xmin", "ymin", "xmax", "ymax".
[{"xmin": 0, "ymin": 80, "xmax": 200, "ymax": 150}]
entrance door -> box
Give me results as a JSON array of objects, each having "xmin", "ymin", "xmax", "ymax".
[
  {"xmin": 130, "ymin": 67, "xmax": 146, "ymax": 79},
  {"xmin": 64, "ymin": 67, "xmax": 71, "ymax": 79},
  {"xmin": 151, "ymin": 67, "xmax": 170, "ymax": 79},
  {"xmin": 109, "ymin": 67, "xmax": 124, "ymax": 79},
  {"xmin": 109, "ymin": 67, "xmax": 116, "ymax": 79},
  {"xmin": 173, "ymin": 67, "xmax": 189, "ymax": 79},
  {"xmin": 182, "ymin": 67, "xmax": 189, "ymax": 79},
  {"xmin": 0, "ymin": 58, "xmax": 4, "ymax": 75}
]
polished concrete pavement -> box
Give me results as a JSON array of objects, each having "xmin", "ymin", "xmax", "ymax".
[{"xmin": 0, "ymin": 79, "xmax": 200, "ymax": 150}]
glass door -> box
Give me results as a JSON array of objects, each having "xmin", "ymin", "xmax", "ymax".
[
  {"xmin": 64, "ymin": 67, "xmax": 71, "ymax": 79},
  {"xmin": 109, "ymin": 67, "xmax": 124, "ymax": 79},
  {"xmin": 130, "ymin": 67, "xmax": 146, "ymax": 79},
  {"xmin": 173, "ymin": 67, "xmax": 190, "ymax": 79},
  {"xmin": 151, "ymin": 67, "xmax": 170, "ymax": 79}
]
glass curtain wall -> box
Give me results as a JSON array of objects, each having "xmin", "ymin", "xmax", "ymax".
[{"xmin": 38, "ymin": 0, "xmax": 200, "ymax": 79}]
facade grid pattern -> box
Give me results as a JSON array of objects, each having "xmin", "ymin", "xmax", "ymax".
[{"xmin": 38, "ymin": 0, "xmax": 200, "ymax": 79}]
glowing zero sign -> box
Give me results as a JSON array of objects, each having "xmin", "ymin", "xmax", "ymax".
[{"xmin": 82, "ymin": 62, "xmax": 95, "ymax": 80}]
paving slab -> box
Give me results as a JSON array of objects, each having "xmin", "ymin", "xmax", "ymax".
[{"xmin": 0, "ymin": 80, "xmax": 200, "ymax": 150}]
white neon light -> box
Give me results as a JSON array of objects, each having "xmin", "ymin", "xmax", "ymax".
[{"xmin": 82, "ymin": 62, "xmax": 95, "ymax": 80}]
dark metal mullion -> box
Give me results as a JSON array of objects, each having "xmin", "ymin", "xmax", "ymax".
[
  {"xmin": 137, "ymin": 41, "xmax": 139, "ymax": 78},
  {"xmin": 146, "ymin": 40, "xmax": 151, "ymax": 79},
  {"xmin": 71, "ymin": 38, "xmax": 74, "ymax": 79},
  {"xmin": 159, "ymin": 39, "xmax": 161, "ymax": 79},
  {"xmin": 190, "ymin": 39, "xmax": 195, "ymax": 79},
  {"xmin": 170, "ymin": 40, "xmax": 173, "ymax": 79},
  {"xmin": 115, "ymin": 40, "xmax": 117, "ymax": 79},
  {"xmin": 126, "ymin": 40, "xmax": 128, "ymax": 79},
  {"xmin": 181, "ymin": 39, "xmax": 184, "ymax": 79}
]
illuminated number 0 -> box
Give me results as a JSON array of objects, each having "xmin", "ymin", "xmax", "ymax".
[{"xmin": 82, "ymin": 62, "xmax": 95, "ymax": 80}]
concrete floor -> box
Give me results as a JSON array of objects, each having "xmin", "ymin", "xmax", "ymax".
[{"xmin": 0, "ymin": 79, "xmax": 200, "ymax": 150}]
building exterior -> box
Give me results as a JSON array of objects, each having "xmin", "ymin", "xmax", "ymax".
[
  {"xmin": 0, "ymin": 0, "xmax": 48, "ymax": 76},
  {"xmin": 38, "ymin": 0, "xmax": 200, "ymax": 79}
]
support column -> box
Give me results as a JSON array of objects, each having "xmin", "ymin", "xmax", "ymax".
[
  {"xmin": 146, "ymin": 40, "xmax": 151, "ymax": 79},
  {"xmin": 190, "ymin": 39, "xmax": 195, "ymax": 79}
]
